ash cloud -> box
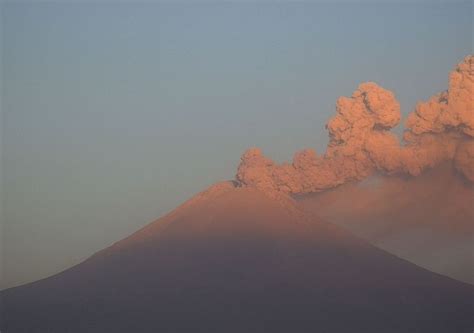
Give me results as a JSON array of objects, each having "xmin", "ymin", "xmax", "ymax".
[{"xmin": 236, "ymin": 55, "xmax": 474, "ymax": 194}]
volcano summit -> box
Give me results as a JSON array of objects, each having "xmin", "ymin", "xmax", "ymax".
[{"xmin": 1, "ymin": 182, "xmax": 473, "ymax": 332}]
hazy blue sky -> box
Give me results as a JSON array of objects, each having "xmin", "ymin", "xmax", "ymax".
[{"xmin": 1, "ymin": 1, "xmax": 472, "ymax": 288}]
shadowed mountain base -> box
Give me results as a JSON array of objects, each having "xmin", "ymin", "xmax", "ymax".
[{"xmin": 1, "ymin": 183, "xmax": 473, "ymax": 332}]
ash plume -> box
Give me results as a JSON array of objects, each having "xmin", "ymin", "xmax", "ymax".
[{"xmin": 236, "ymin": 55, "xmax": 474, "ymax": 193}]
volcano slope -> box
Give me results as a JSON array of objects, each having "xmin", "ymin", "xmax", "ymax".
[
  {"xmin": 296, "ymin": 162, "xmax": 474, "ymax": 285},
  {"xmin": 1, "ymin": 181, "xmax": 473, "ymax": 333}
]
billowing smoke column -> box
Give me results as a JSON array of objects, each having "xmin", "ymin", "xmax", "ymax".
[{"xmin": 236, "ymin": 55, "xmax": 474, "ymax": 194}]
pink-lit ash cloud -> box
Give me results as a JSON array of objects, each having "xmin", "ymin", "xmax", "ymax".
[{"xmin": 236, "ymin": 56, "xmax": 474, "ymax": 193}]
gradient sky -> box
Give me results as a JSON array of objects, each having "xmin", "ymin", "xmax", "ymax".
[{"xmin": 1, "ymin": 1, "xmax": 472, "ymax": 289}]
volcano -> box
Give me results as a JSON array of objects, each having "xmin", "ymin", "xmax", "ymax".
[{"xmin": 1, "ymin": 181, "xmax": 473, "ymax": 333}]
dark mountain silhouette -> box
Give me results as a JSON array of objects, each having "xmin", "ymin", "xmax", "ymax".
[{"xmin": 1, "ymin": 181, "xmax": 473, "ymax": 333}]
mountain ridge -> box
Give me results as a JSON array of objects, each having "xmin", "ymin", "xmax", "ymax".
[{"xmin": 1, "ymin": 179, "xmax": 473, "ymax": 332}]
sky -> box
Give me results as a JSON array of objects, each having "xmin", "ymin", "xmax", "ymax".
[{"xmin": 1, "ymin": 1, "xmax": 472, "ymax": 289}]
